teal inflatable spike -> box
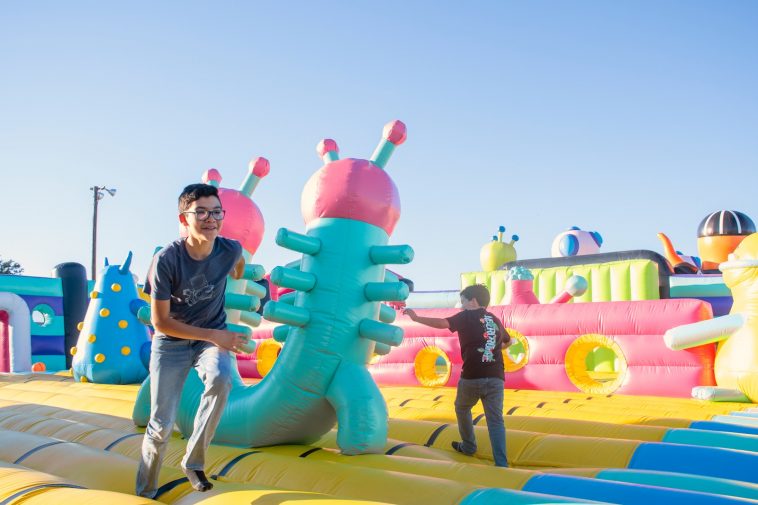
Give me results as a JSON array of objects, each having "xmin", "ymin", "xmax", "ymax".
[
  {"xmin": 239, "ymin": 310, "xmax": 262, "ymax": 327},
  {"xmin": 262, "ymin": 300, "xmax": 310, "ymax": 327},
  {"xmin": 359, "ymin": 319, "xmax": 404, "ymax": 346},
  {"xmin": 378, "ymin": 304, "xmax": 397, "ymax": 323},
  {"xmin": 224, "ymin": 293, "xmax": 260, "ymax": 312},
  {"xmin": 374, "ymin": 342, "xmax": 392, "ymax": 355},
  {"xmin": 277, "ymin": 291, "xmax": 297, "ymax": 305},
  {"xmin": 365, "ymin": 281, "xmax": 410, "ymax": 302},
  {"xmin": 245, "ymin": 281, "xmax": 267, "ymax": 299},
  {"xmin": 272, "ymin": 325, "xmax": 291, "ymax": 343},
  {"xmin": 270, "ymin": 266, "xmax": 317, "ymax": 292},
  {"xmin": 241, "ymin": 264, "xmax": 266, "ymax": 281},
  {"xmin": 276, "ymin": 228, "xmax": 321, "ymax": 255},
  {"xmin": 369, "ymin": 244, "xmax": 414, "ymax": 265}
]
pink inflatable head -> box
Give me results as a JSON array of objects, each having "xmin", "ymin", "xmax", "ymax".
[
  {"xmin": 301, "ymin": 120, "xmax": 406, "ymax": 235},
  {"xmin": 180, "ymin": 158, "xmax": 269, "ymax": 255}
]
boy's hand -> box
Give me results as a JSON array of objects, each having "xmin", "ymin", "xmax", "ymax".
[
  {"xmin": 403, "ymin": 308, "xmax": 417, "ymax": 321},
  {"xmin": 211, "ymin": 329, "xmax": 249, "ymax": 353}
]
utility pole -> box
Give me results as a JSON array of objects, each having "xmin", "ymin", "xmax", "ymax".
[{"xmin": 90, "ymin": 186, "xmax": 116, "ymax": 281}]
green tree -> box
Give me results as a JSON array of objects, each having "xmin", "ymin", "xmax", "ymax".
[{"xmin": 0, "ymin": 257, "xmax": 24, "ymax": 275}]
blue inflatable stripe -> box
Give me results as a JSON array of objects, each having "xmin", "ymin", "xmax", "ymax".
[
  {"xmin": 596, "ymin": 469, "xmax": 758, "ymax": 501},
  {"xmin": 30, "ymin": 335, "xmax": 65, "ymax": 355},
  {"xmin": 459, "ymin": 487, "xmax": 601, "ymax": 504},
  {"xmin": 663, "ymin": 428, "xmax": 758, "ymax": 453},
  {"xmin": 693, "ymin": 296, "xmax": 733, "ymax": 317},
  {"xmin": 690, "ymin": 420, "xmax": 758, "ymax": 436},
  {"xmin": 629, "ymin": 443, "xmax": 758, "ymax": 483},
  {"xmin": 523, "ymin": 473, "xmax": 752, "ymax": 505}
]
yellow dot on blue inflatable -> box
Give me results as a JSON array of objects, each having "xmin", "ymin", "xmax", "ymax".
[
  {"xmin": 118, "ymin": 320, "xmax": 128, "ymax": 329},
  {"xmin": 88, "ymin": 334, "xmax": 96, "ymax": 343},
  {"xmin": 95, "ymin": 353, "xmax": 105, "ymax": 363},
  {"xmin": 91, "ymin": 291, "xmax": 99, "ymax": 299},
  {"xmin": 70, "ymin": 346, "xmax": 78, "ymax": 356},
  {"xmin": 77, "ymin": 322, "xmax": 84, "ymax": 331},
  {"xmin": 121, "ymin": 346, "xmax": 131, "ymax": 356},
  {"xmin": 100, "ymin": 308, "xmax": 110, "ymax": 317},
  {"xmin": 80, "ymin": 376, "xmax": 89, "ymax": 383},
  {"xmin": 111, "ymin": 283, "xmax": 122, "ymax": 292}
]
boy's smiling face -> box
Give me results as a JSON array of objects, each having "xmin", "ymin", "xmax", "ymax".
[{"xmin": 180, "ymin": 195, "xmax": 224, "ymax": 242}]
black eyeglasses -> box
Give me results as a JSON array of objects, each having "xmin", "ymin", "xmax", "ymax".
[{"xmin": 183, "ymin": 209, "xmax": 226, "ymax": 221}]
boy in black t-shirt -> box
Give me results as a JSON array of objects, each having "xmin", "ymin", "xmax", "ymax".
[{"xmin": 404, "ymin": 284, "xmax": 510, "ymax": 467}]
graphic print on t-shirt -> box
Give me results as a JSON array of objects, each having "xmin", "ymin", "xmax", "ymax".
[
  {"xmin": 182, "ymin": 274, "xmax": 215, "ymax": 306},
  {"xmin": 477, "ymin": 314, "xmax": 499, "ymax": 363}
]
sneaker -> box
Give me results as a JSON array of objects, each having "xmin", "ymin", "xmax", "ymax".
[
  {"xmin": 451, "ymin": 441, "xmax": 474, "ymax": 456},
  {"xmin": 184, "ymin": 469, "xmax": 213, "ymax": 492}
]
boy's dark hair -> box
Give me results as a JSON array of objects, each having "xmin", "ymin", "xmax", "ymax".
[
  {"xmin": 178, "ymin": 183, "xmax": 220, "ymax": 211},
  {"xmin": 460, "ymin": 284, "xmax": 490, "ymax": 307}
]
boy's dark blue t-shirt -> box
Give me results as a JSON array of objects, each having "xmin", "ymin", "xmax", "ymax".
[
  {"xmin": 446, "ymin": 308, "xmax": 507, "ymax": 380},
  {"xmin": 144, "ymin": 237, "xmax": 242, "ymax": 340}
]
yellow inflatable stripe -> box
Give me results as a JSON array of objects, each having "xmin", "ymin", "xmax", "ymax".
[
  {"xmin": 159, "ymin": 482, "xmax": 396, "ymax": 505},
  {"xmin": 0, "ymin": 462, "xmax": 159, "ymax": 504},
  {"xmin": 384, "ymin": 417, "xmax": 641, "ymax": 470},
  {"xmin": 380, "ymin": 386, "xmax": 756, "ymax": 413},
  {"xmin": 14, "ymin": 487, "xmax": 158, "ymax": 504},
  {"xmin": 387, "ymin": 406, "xmax": 668, "ymax": 441},
  {"xmin": 384, "ymin": 393, "xmax": 746, "ymax": 420}
]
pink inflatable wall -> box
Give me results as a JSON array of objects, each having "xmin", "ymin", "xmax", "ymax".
[{"xmin": 372, "ymin": 299, "xmax": 716, "ymax": 397}]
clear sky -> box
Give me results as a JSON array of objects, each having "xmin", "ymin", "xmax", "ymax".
[{"xmin": 2, "ymin": 1, "xmax": 757, "ymax": 290}]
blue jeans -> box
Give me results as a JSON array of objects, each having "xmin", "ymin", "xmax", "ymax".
[
  {"xmin": 454, "ymin": 377, "xmax": 508, "ymax": 467},
  {"xmin": 136, "ymin": 337, "xmax": 232, "ymax": 498}
]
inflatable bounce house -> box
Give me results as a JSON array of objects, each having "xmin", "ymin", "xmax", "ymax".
[{"xmin": 2, "ymin": 122, "xmax": 758, "ymax": 504}]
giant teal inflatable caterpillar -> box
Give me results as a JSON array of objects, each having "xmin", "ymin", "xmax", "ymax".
[{"xmin": 134, "ymin": 120, "xmax": 413, "ymax": 454}]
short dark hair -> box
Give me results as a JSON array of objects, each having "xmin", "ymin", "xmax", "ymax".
[
  {"xmin": 178, "ymin": 183, "xmax": 220, "ymax": 211},
  {"xmin": 460, "ymin": 284, "xmax": 490, "ymax": 307}
]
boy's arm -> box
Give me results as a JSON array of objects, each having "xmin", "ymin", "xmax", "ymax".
[
  {"xmin": 151, "ymin": 298, "xmax": 247, "ymax": 352},
  {"xmin": 403, "ymin": 308, "xmax": 450, "ymax": 329},
  {"xmin": 231, "ymin": 255, "xmax": 245, "ymax": 280}
]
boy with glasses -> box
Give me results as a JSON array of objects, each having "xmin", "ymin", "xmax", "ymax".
[{"xmin": 136, "ymin": 183, "xmax": 248, "ymax": 497}]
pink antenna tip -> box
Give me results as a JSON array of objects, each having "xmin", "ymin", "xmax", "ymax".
[
  {"xmin": 202, "ymin": 168, "xmax": 222, "ymax": 184},
  {"xmin": 316, "ymin": 139, "xmax": 339, "ymax": 158},
  {"xmin": 249, "ymin": 157, "xmax": 270, "ymax": 178},
  {"xmin": 383, "ymin": 120, "xmax": 407, "ymax": 145}
]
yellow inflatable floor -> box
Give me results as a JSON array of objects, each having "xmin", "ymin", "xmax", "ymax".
[{"xmin": 0, "ymin": 373, "xmax": 757, "ymax": 504}]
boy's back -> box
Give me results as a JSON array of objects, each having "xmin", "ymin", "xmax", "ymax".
[{"xmin": 447, "ymin": 307, "xmax": 506, "ymax": 380}]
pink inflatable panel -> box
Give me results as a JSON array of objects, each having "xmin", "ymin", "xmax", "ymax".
[
  {"xmin": 371, "ymin": 299, "xmax": 716, "ymax": 397},
  {"xmin": 0, "ymin": 311, "xmax": 8, "ymax": 373}
]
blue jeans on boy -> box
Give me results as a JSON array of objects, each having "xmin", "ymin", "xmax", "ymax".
[
  {"xmin": 454, "ymin": 377, "xmax": 508, "ymax": 467},
  {"xmin": 136, "ymin": 337, "xmax": 232, "ymax": 498}
]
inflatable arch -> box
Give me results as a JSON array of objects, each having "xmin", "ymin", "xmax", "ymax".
[{"xmin": 0, "ymin": 291, "xmax": 31, "ymax": 372}]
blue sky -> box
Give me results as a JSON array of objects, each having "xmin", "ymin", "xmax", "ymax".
[{"xmin": 2, "ymin": 1, "xmax": 757, "ymax": 290}]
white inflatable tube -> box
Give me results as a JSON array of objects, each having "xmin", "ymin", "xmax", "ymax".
[{"xmin": 664, "ymin": 313, "xmax": 744, "ymax": 350}]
